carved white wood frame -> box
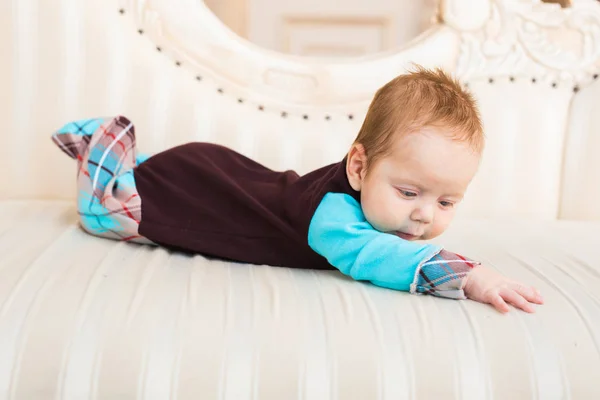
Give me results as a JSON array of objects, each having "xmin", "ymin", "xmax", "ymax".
[{"xmin": 118, "ymin": 0, "xmax": 600, "ymax": 112}]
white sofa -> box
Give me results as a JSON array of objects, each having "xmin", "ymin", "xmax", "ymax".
[{"xmin": 1, "ymin": 0, "xmax": 599, "ymax": 398}]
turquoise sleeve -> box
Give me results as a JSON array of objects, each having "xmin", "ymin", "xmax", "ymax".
[{"xmin": 307, "ymin": 193, "xmax": 442, "ymax": 291}]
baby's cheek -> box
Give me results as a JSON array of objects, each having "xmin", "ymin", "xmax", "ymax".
[
  {"xmin": 362, "ymin": 204, "xmax": 387, "ymax": 231},
  {"xmin": 426, "ymin": 213, "xmax": 454, "ymax": 239},
  {"xmin": 381, "ymin": 204, "xmax": 407, "ymax": 232},
  {"xmin": 361, "ymin": 185, "xmax": 405, "ymax": 231},
  {"xmin": 424, "ymin": 224, "xmax": 445, "ymax": 240},
  {"xmin": 362, "ymin": 197, "xmax": 394, "ymax": 231}
]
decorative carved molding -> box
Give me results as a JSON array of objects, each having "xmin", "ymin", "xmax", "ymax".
[
  {"xmin": 456, "ymin": 0, "xmax": 600, "ymax": 85},
  {"xmin": 119, "ymin": 0, "xmax": 600, "ymax": 111},
  {"xmin": 441, "ymin": 0, "xmax": 492, "ymax": 31}
]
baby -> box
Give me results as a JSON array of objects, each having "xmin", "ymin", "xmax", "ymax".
[{"xmin": 52, "ymin": 66, "xmax": 543, "ymax": 313}]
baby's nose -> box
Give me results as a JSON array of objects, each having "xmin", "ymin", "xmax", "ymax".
[{"xmin": 410, "ymin": 205, "xmax": 434, "ymax": 224}]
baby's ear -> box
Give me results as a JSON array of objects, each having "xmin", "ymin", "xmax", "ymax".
[{"xmin": 346, "ymin": 144, "xmax": 367, "ymax": 191}]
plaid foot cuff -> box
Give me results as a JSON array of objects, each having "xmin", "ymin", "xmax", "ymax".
[{"xmin": 411, "ymin": 249, "xmax": 480, "ymax": 300}]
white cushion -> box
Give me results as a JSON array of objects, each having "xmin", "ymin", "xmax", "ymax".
[{"xmin": 1, "ymin": 200, "xmax": 599, "ymax": 398}]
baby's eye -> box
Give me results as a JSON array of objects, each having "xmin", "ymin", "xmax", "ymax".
[
  {"xmin": 439, "ymin": 200, "xmax": 454, "ymax": 208},
  {"xmin": 398, "ymin": 189, "xmax": 417, "ymax": 198}
]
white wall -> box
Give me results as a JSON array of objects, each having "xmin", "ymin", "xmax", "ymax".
[{"xmin": 209, "ymin": 0, "xmax": 438, "ymax": 58}]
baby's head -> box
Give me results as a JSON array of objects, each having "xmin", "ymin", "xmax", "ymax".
[{"xmin": 346, "ymin": 65, "xmax": 484, "ymax": 241}]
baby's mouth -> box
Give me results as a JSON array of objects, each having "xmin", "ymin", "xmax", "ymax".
[{"xmin": 394, "ymin": 231, "xmax": 420, "ymax": 241}]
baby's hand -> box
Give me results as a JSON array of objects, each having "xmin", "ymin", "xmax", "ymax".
[{"xmin": 463, "ymin": 265, "xmax": 544, "ymax": 313}]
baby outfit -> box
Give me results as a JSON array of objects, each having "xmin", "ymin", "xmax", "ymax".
[{"xmin": 52, "ymin": 115, "xmax": 479, "ymax": 299}]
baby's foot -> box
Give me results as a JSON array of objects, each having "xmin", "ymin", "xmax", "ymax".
[{"xmin": 51, "ymin": 118, "xmax": 105, "ymax": 159}]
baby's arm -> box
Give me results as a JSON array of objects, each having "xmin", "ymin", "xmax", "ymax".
[
  {"xmin": 416, "ymin": 252, "xmax": 544, "ymax": 312},
  {"xmin": 308, "ymin": 193, "xmax": 544, "ymax": 312},
  {"xmin": 308, "ymin": 193, "xmax": 475, "ymax": 299}
]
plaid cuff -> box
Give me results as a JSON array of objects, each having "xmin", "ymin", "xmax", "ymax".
[{"xmin": 412, "ymin": 249, "xmax": 480, "ymax": 299}]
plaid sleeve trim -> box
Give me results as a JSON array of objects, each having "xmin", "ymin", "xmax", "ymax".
[{"xmin": 409, "ymin": 249, "xmax": 480, "ymax": 300}]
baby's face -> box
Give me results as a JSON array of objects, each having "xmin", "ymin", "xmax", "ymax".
[{"xmin": 348, "ymin": 127, "xmax": 480, "ymax": 241}]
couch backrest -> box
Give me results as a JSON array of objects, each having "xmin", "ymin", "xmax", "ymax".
[{"xmin": 0, "ymin": 0, "xmax": 598, "ymax": 220}]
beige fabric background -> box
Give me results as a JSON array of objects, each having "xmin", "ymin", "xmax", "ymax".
[{"xmin": 0, "ymin": 0, "xmax": 599, "ymax": 220}]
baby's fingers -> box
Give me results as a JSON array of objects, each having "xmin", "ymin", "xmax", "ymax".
[
  {"xmin": 489, "ymin": 293, "xmax": 511, "ymax": 314},
  {"xmin": 532, "ymin": 287, "xmax": 544, "ymax": 304},
  {"xmin": 513, "ymin": 283, "xmax": 544, "ymax": 305},
  {"xmin": 500, "ymin": 289, "xmax": 536, "ymax": 313}
]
